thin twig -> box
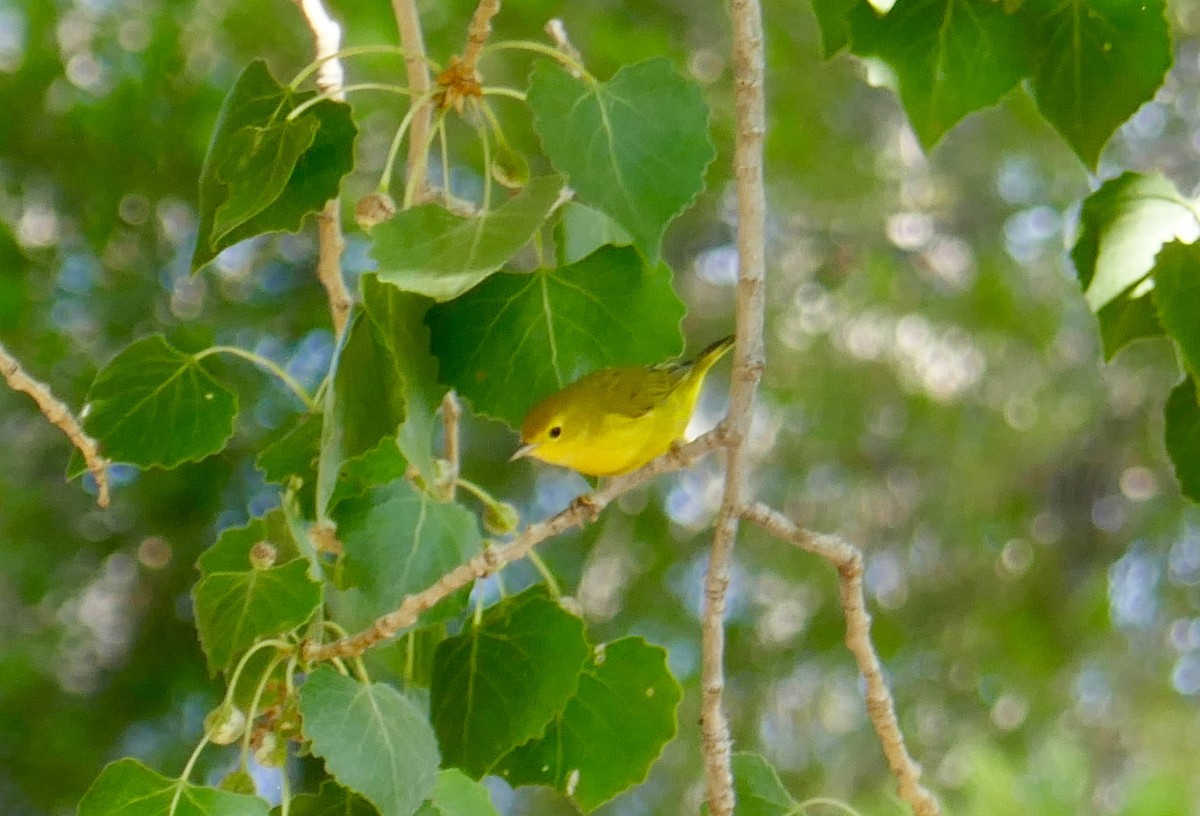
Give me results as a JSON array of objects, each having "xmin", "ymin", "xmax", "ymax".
[
  {"xmin": 700, "ymin": 0, "xmax": 769, "ymax": 813},
  {"xmin": 0, "ymin": 341, "xmax": 109, "ymax": 508},
  {"xmin": 292, "ymin": 0, "xmax": 352, "ymax": 335},
  {"xmin": 742, "ymin": 502, "xmax": 940, "ymax": 816},
  {"xmin": 462, "ymin": 0, "xmax": 501, "ymax": 75},
  {"xmin": 301, "ymin": 428, "xmax": 727, "ymax": 662},
  {"xmin": 390, "ymin": 0, "xmax": 432, "ymax": 200},
  {"xmin": 441, "ymin": 391, "xmax": 462, "ymax": 499}
]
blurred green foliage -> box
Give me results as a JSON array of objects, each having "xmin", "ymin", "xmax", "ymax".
[{"xmin": 2, "ymin": 0, "xmax": 1200, "ymax": 814}]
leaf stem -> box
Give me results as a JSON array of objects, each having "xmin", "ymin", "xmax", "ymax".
[
  {"xmin": 222, "ymin": 638, "xmax": 293, "ymax": 709},
  {"xmin": 287, "ymin": 44, "xmax": 441, "ymax": 92},
  {"xmin": 169, "ymin": 733, "xmax": 212, "ymax": 815},
  {"xmin": 471, "ymin": 99, "xmax": 495, "ymax": 214},
  {"xmin": 241, "ymin": 652, "xmax": 289, "ymax": 761},
  {"xmin": 526, "ymin": 550, "xmax": 561, "ymax": 599},
  {"xmin": 481, "ymin": 86, "xmax": 526, "ymax": 102},
  {"xmin": 379, "ymin": 90, "xmax": 437, "ymax": 195},
  {"xmin": 403, "ymin": 107, "xmax": 448, "ymax": 209},
  {"xmin": 286, "ymin": 81, "xmax": 414, "ymax": 121},
  {"xmin": 483, "ymin": 40, "xmax": 594, "ymax": 83},
  {"xmin": 197, "ymin": 346, "xmax": 316, "ymax": 410}
]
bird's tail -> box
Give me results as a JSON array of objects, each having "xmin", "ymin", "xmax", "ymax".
[{"xmin": 690, "ymin": 335, "xmax": 735, "ymax": 374}]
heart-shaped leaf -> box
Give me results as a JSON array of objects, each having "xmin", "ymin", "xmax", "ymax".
[
  {"xmin": 77, "ymin": 335, "xmax": 237, "ymax": 473},
  {"xmin": 78, "ymin": 758, "xmax": 269, "ymax": 816},
  {"xmin": 430, "ymin": 587, "xmax": 589, "ymax": 777},
  {"xmin": 496, "ymin": 637, "xmax": 681, "ymax": 812},
  {"xmin": 192, "ymin": 60, "xmax": 356, "ymax": 272},
  {"xmin": 300, "ymin": 667, "xmax": 440, "ymax": 816},
  {"xmin": 528, "ymin": 58, "xmax": 714, "ymax": 261}
]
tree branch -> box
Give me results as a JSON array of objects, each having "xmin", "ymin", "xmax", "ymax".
[
  {"xmin": 301, "ymin": 428, "xmax": 727, "ymax": 662},
  {"xmin": 292, "ymin": 0, "xmax": 352, "ymax": 335},
  {"xmin": 741, "ymin": 502, "xmax": 940, "ymax": 816},
  {"xmin": 0, "ymin": 341, "xmax": 109, "ymax": 508},
  {"xmin": 462, "ymin": 0, "xmax": 501, "ymax": 75},
  {"xmin": 701, "ymin": 0, "xmax": 768, "ymax": 813},
  {"xmin": 390, "ymin": 0, "xmax": 432, "ymax": 199}
]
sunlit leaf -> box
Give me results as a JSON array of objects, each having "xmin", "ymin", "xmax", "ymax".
[
  {"xmin": 528, "ymin": 58, "xmax": 714, "ymax": 261},
  {"xmin": 77, "ymin": 335, "xmax": 237, "ymax": 473},
  {"xmin": 77, "ymin": 758, "xmax": 269, "ymax": 816},
  {"xmin": 371, "ymin": 176, "xmax": 563, "ymax": 302},
  {"xmin": 300, "ymin": 667, "xmax": 440, "ymax": 816},
  {"xmin": 1024, "ymin": 0, "xmax": 1171, "ymax": 168},
  {"xmin": 430, "ymin": 587, "xmax": 590, "ymax": 777},
  {"xmin": 193, "ymin": 60, "xmax": 356, "ymax": 272},
  {"xmin": 192, "ymin": 559, "xmax": 321, "ymax": 674},
  {"xmin": 496, "ymin": 637, "xmax": 681, "ymax": 811},
  {"xmin": 1071, "ymin": 173, "xmax": 1198, "ymax": 312},
  {"xmin": 848, "ymin": 0, "xmax": 1027, "ymax": 149},
  {"xmin": 426, "ymin": 246, "xmax": 685, "ymax": 428}
]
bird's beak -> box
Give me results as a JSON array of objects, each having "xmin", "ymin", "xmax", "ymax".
[{"xmin": 509, "ymin": 442, "xmax": 539, "ymax": 462}]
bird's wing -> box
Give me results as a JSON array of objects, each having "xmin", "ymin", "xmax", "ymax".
[{"xmin": 599, "ymin": 366, "xmax": 686, "ymax": 418}]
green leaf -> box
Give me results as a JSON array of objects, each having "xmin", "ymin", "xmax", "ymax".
[
  {"xmin": 727, "ymin": 753, "xmax": 799, "ymax": 816},
  {"xmin": 496, "ymin": 637, "xmax": 681, "ymax": 812},
  {"xmin": 556, "ymin": 202, "xmax": 632, "ymax": 266},
  {"xmin": 371, "ymin": 176, "xmax": 563, "ymax": 302},
  {"xmin": 426, "ymin": 246, "xmax": 686, "ymax": 428},
  {"xmin": 317, "ymin": 310, "xmax": 407, "ymax": 516},
  {"xmin": 1096, "ymin": 285, "xmax": 1161, "ymax": 361},
  {"xmin": 810, "ymin": 0, "xmax": 860, "ymax": 58},
  {"xmin": 213, "ymin": 116, "xmax": 320, "ymax": 242},
  {"xmin": 1071, "ymin": 174, "xmax": 1198, "ymax": 312},
  {"xmin": 361, "ymin": 275, "xmax": 447, "ymax": 483},
  {"xmin": 192, "ymin": 559, "xmax": 322, "ymax": 674},
  {"xmin": 78, "ymin": 758, "xmax": 269, "ymax": 816},
  {"xmin": 329, "ymin": 436, "xmax": 411, "ymax": 508},
  {"xmin": 193, "ymin": 60, "xmax": 357, "ymax": 272},
  {"xmin": 1153, "ymin": 241, "xmax": 1200, "ymax": 380},
  {"xmin": 300, "ymin": 667, "xmax": 440, "ymax": 816},
  {"xmin": 415, "ymin": 770, "xmax": 501, "ymax": 816},
  {"xmin": 848, "ymin": 0, "xmax": 1028, "ymax": 150},
  {"xmin": 257, "ymin": 412, "xmax": 322, "ymax": 485},
  {"xmin": 283, "ymin": 781, "xmax": 379, "ymax": 816},
  {"xmin": 197, "ymin": 508, "xmax": 304, "ymax": 575},
  {"xmin": 77, "ymin": 336, "xmax": 237, "ymax": 474},
  {"xmin": 1165, "ymin": 376, "xmax": 1200, "ymax": 504},
  {"xmin": 430, "ymin": 586, "xmax": 590, "ymax": 778},
  {"xmin": 332, "ymin": 478, "xmax": 482, "ymax": 625},
  {"xmin": 528, "ymin": 58, "xmax": 715, "ymax": 261},
  {"xmin": 1024, "ymin": 0, "xmax": 1171, "ymax": 169}
]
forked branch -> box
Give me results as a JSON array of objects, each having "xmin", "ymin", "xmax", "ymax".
[
  {"xmin": 699, "ymin": 0, "xmax": 769, "ymax": 813},
  {"xmin": 742, "ymin": 502, "xmax": 940, "ymax": 816}
]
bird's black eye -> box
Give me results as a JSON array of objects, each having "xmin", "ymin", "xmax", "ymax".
[{"xmin": 548, "ymin": 426, "xmax": 562, "ymax": 439}]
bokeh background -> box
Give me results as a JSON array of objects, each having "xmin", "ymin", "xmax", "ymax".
[{"xmin": 2, "ymin": 0, "xmax": 1200, "ymax": 813}]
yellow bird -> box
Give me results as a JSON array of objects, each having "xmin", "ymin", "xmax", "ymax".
[{"xmin": 511, "ymin": 336, "xmax": 735, "ymax": 476}]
